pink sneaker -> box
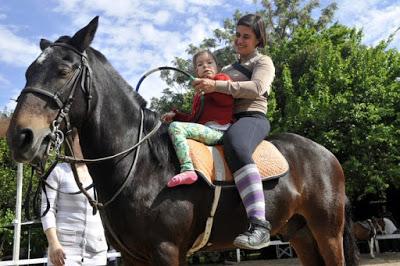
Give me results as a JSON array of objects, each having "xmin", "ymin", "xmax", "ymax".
[{"xmin": 167, "ymin": 171, "xmax": 198, "ymax": 187}]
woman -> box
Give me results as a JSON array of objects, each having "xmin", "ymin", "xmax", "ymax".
[
  {"xmin": 41, "ymin": 133, "xmax": 108, "ymax": 266},
  {"xmin": 193, "ymin": 14, "xmax": 275, "ymax": 250}
]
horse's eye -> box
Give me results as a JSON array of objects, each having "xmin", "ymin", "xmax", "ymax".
[
  {"xmin": 58, "ymin": 68, "xmax": 70, "ymax": 77},
  {"xmin": 62, "ymin": 55, "xmax": 72, "ymax": 61}
]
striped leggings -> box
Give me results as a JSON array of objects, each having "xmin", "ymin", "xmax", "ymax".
[{"xmin": 223, "ymin": 114, "xmax": 270, "ymax": 221}]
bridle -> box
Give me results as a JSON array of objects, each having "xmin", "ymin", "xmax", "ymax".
[
  {"xmin": 18, "ymin": 41, "xmax": 160, "ymax": 262},
  {"xmin": 18, "ymin": 42, "xmax": 161, "ymax": 209}
]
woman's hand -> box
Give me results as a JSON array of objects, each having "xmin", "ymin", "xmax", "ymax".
[
  {"xmin": 48, "ymin": 242, "xmax": 66, "ymax": 266},
  {"xmin": 192, "ymin": 78, "xmax": 216, "ymax": 94},
  {"xmin": 161, "ymin": 112, "xmax": 176, "ymax": 123}
]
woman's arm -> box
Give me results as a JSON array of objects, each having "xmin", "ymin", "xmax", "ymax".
[
  {"xmin": 215, "ymin": 55, "xmax": 275, "ymax": 99},
  {"xmin": 44, "ymin": 228, "xmax": 66, "ymax": 266},
  {"xmin": 41, "ymin": 166, "xmax": 65, "ymax": 266}
]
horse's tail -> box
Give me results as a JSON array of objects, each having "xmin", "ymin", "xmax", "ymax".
[{"xmin": 343, "ymin": 198, "xmax": 360, "ymax": 266}]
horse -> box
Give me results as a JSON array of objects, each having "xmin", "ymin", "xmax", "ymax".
[
  {"xmin": 6, "ymin": 17, "xmax": 359, "ymax": 266},
  {"xmin": 353, "ymin": 218, "xmax": 383, "ymax": 258}
]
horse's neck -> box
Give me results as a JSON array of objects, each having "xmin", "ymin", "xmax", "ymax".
[
  {"xmin": 82, "ymin": 51, "xmax": 143, "ymax": 156},
  {"xmin": 78, "ymin": 54, "xmax": 172, "ymax": 200}
]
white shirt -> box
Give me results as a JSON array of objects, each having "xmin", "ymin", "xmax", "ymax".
[
  {"xmin": 41, "ymin": 163, "xmax": 107, "ymax": 266},
  {"xmin": 384, "ymin": 217, "xmax": 398, "ymax": 234}
]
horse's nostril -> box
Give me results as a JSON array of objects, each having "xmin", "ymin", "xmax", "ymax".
[{"xmin": 17, "ymin": 128, "xmax": 34, "ymax": 150}]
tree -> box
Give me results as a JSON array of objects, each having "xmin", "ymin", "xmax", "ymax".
[
  {"xmin": 149, "ymin": 0, "xmax": 400, "ymax": 202},
  {"xmin": 267, "ymin": 24, "xmax": 400, "ymax": 200},
  {"xmin": 0, "ymin": 137, "xmax": 47, "ymax": 258}
]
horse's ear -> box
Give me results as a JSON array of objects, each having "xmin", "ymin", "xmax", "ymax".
[
  {"xmin": 40, "ymin": 39, "xmax": 52, "ymax": 51},
  {"xmin": 70, "ymin": 16, "xmax": 99, "ymax": 52}
]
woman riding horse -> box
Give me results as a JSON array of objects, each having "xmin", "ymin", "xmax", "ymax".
[{"xmin": 7, "ymin": 17, "xmax": 358, "ymax": 266}]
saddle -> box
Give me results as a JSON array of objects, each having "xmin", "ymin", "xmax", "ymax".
[
  {"xmin": 186, "ymin": 139, "xmax": 289, "ymax": 255},
  {"xmin": 188, "ymin": 139, "xmax": 289, "ymax": 186}
]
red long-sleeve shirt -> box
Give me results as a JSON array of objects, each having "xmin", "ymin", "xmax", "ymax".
[{"xmin": 173, "ymin": 73, "xmax": 234, "ymax": 125}]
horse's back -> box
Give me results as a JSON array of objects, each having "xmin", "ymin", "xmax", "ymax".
[
  {"xmin": 267, "ymin": 132, "xmax": 346, "ymax": 212},
  {"xmin": 268, "ymin": 132, "xmax": 344, "ymax": 182},
  {"xmin": 268, "ymin": 132, "xmax": 337, "ymax": 158}
]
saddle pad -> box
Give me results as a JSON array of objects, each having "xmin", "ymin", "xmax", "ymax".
[{"xmin": 188, "ymin": 139, "xmax": 289, "ymax": 186}]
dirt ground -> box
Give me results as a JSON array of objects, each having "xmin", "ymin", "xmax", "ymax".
[{"xmin": 195, "ymin": 253, "xmax": 400, "ymax": 265}]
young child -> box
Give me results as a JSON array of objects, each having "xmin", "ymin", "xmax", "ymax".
[{"xmin": 161, "ymin": 50, "xmax": 233, "ymax": 187}]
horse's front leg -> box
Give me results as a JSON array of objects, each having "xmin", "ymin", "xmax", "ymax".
[
  {"xmin": 368, "ymin": 237, "xmax": 376, "ymax": 258},
  {"xmin": 150, "ymin": 241, "xmax": 186, "ymax": 266}
]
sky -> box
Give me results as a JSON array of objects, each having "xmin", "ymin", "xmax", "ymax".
[{"xmin": 0, "ymin": 0, "xmax": 399, "ymax": 113}]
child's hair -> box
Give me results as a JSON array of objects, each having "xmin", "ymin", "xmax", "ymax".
[
  {"xmin": 192, "ymin": 50, "xmax": 219, "ymax": 70},
  {"xmin": 237, "ymin": 14, "xmax": 266, "ymax": 48}
]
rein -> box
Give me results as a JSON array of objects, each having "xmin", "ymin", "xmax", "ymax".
[
  {"xmin": 61, "ymin": 108, "xmax": 161, "ymax": 212},
  {"xmin": 135, "ymin": 66, "xmax": 206, "ymax": 123},
  {"xmin": 135, "ymin": 66, "xmax": 195, "ymax": 92}
]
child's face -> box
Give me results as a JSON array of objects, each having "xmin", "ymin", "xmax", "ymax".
[{"xmin": 195, "ymin": 53, "xmax": 218, "ymax": 79}]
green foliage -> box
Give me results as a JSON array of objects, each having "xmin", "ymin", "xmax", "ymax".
[
  {"xmin": 149, "ymin": 0, "xmax": 400, "ymax": 202},
  {"xmin": 0, "ymin": 138, "xmax": 46, "ymax": 258},
  {"xmin": 268, "ymin": 24, "xmax": 400, "ymax": 200},
  {"xmin": 150, "ymin": 88, "xmax": 194, "ymax": 115}
]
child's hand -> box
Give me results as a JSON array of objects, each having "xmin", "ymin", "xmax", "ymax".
[{"xmin": 161, "ymin": 112, "xmax": 175, "ymax": 123}]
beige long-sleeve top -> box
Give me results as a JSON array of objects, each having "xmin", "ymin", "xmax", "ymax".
[{"xmin": 215, "ymin": 50, "xmax": 275, "ymax": 114}]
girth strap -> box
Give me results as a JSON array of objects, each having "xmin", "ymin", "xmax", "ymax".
[{"xmin": 187, "ymin": 185, "xmax": 222, "ymax": 256}]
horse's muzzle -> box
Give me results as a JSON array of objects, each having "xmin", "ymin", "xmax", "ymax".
[{"xmin": 7, "ymin": 126, "xmax": 51, "ymax": 163}]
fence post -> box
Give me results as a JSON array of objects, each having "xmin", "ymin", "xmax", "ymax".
[{"xmin": 12, "ymin": 163, "xmax": 23, "ymax": 265}]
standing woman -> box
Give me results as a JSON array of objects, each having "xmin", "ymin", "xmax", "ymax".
[
  {"xmin": 193, "ymin": 14, "xmax": 275, "ymax": 250},
  {"xmin": 41, "ymin": 132, "xmax": 108, "ymax": 266}
]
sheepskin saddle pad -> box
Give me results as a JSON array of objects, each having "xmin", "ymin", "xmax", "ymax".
[{"xmin": 187, "ymin": 139, "xmax": 289, "ymax": 186}]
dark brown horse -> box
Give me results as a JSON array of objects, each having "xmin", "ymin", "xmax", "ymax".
[{"xmin": 6, "ymin": 17, "xmax": 359, "ymax": 265}]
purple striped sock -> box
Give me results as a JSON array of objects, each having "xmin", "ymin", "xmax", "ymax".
[{"xmin": 234, "ymin": 164, "xmax": 266, "ymax": 220}]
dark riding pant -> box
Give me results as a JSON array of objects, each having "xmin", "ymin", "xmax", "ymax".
[{"xmin": 223, "ymin": 112, "xmax": 270, "ymax": 173}]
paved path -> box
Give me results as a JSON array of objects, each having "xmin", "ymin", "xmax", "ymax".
[{"xmin": 194, "ymin": 253, "xmax": 400, "ymax": 265}]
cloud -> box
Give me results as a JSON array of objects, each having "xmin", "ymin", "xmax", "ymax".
[
  {"xmin": 0, "ymin": 74, "xmax": 10, "ymax": 87},
  {"xmin": 0, "ymin": 25, "xmax": 40, "ymax": 67},
  {"xmin": 153, "ymin": 10, "xmax": 171, "ymax": 25},
  {"xmin": 335, "ymin": 0, "xmax": 400, "ymax": 47},
  {"xmin": 49, "ymin": 0, "xmax": 224, "ymax": 104},
  {"xmin": 3, "ymin": 96, "xmax": 18, "ymax": 113},
  {"xmin": 0, "ymin": 74, "xmax": 18, "ymax": 112}
]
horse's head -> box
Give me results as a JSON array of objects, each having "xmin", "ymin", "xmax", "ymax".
[{"xmin": 7, "ymin": 17, "xmax": 99, "ymax": 165}]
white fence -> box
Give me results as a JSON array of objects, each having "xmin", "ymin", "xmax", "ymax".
[
  {"xmin": 0, "ymin": 252, "xmax": 121, "ymax": 266},
  {"xmin": 374, "ymin": 233, "xmax": 400, "ymax": 254}
]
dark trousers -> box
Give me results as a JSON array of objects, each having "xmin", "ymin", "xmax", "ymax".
[{"xmin": 223, "ymin": 113, "xmax": 270, "ymax": 173}]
